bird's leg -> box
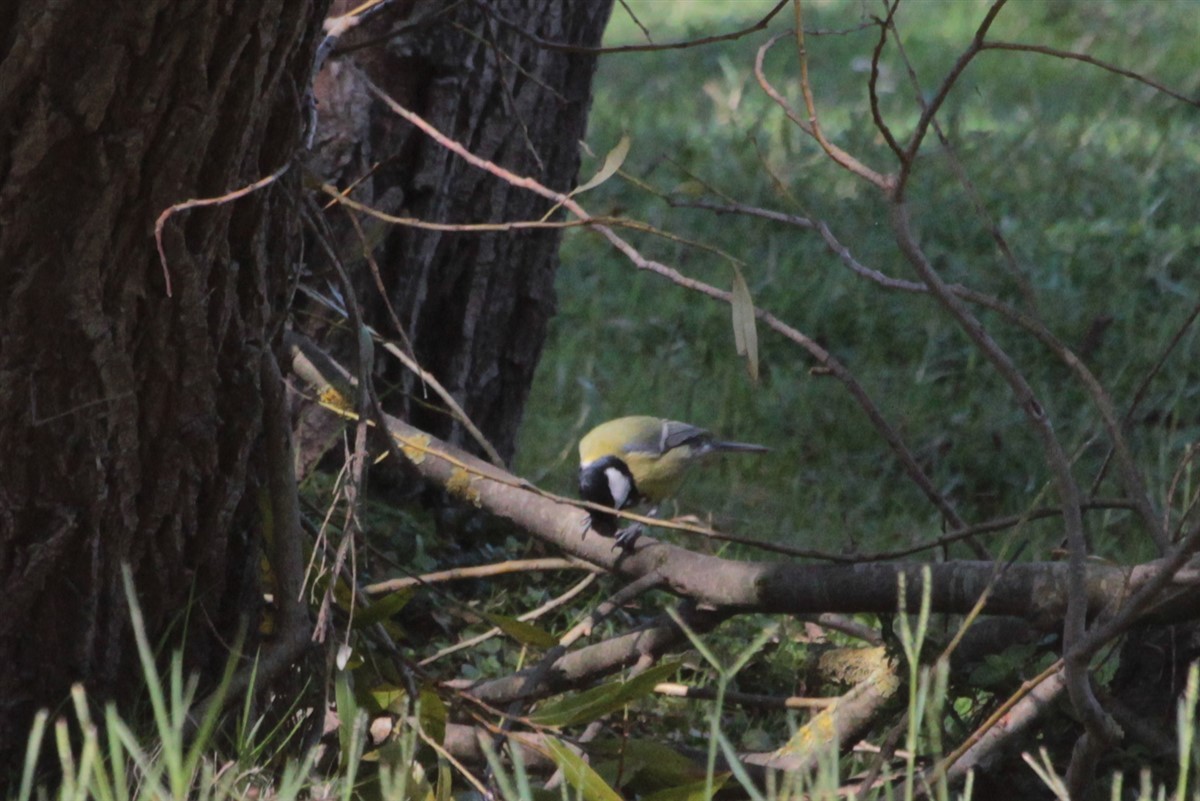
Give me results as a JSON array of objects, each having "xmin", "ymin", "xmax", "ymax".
[
  {"xmin": 583, "ymin": 509, "xmax": 619, "ymax": 541},
  {"xmin": 612, "ymin": 523, "xmax": 643, "ymax": 550},
  {"xmin": 612, "ymin": 505, "xmax": 658, "ymax": 551}
]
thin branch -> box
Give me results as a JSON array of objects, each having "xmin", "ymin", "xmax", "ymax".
[
  {"xmin": 377, "ymin": 337, "xmax": 507, "ymax": 466},
  {"xmin": 343, "ymin": 207, "xmax": 418, "ymax": 361},
  {"xmin": 654, "ymin": 682, "xmax": 836, "ymax": 710},
  {"xmin": 1163, "ymin": 442, "xmax": 1200, "ymax": 544},
  {"xmin": 933, "ymin": 661, "xmax": 1066, "ymax": 787},
  {"xmin": 420, "ymin": 573, "xmax": 598, "ymax": 667},
  {"xmin": 885, "ymin": 7, "xmax": 1041, "ymax": 313},
  {"xmin": 889, "ymin": 201, "xmax": 1118, "ymax": 747},
  {"xmin": 1091, "ymin": 300, "xmax": 1200, "ymax": 496},
  {"xmin": 155, "ymin": 164, "xmax": 289, "ymax": 297},
  {"xmin": 614, "ymin": 0, "xmax": 652, "ymax": 43},
  {"xmin": 897, "ymin": 0, "xmax": 1007, "ymax": 196},
  {"xmin": 753, "ymin": 27, "xmax": 894, "ymax": 191},
  {"xmin": 981, "ymin": 41, "xmax": 1200, "ymax": 109},
  {"xmin": 866, "ymin": 0, "xmax": 904, "ymax": 161},
  {"xmin": 321, "ymin": 183, "xmax": 595, "ymax": 231},
  {"xmin": 479, "ymin": 0, "xmax": 792, "ymax": 55},
  {"xmin": 365, "ymin": 557, "xmax": 597, "ymax": 594},
  {"xmin": 693, "ymin": 498, "xmax": 1134, "ymax": 563}
]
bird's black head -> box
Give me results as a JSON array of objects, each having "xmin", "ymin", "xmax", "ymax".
[{"xmin": 579, "ymin": 455, "xmax": 639, "ymax": 510}]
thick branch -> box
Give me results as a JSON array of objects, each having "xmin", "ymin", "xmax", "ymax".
[{"xmin": 285, "ymin": 336, "xmax": 1200, "ymax": 630}]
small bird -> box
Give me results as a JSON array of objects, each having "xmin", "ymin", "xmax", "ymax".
[{"xmin": 577, "ymin": 415, "xmax": 769, "ymax": 549}]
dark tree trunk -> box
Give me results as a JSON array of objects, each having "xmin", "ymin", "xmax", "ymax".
[
  {"xmin": 307, "ymin": 0, "xmax": 614, "ymax": 464},
  {"xmin": 0, "ymin": 0, "xmax": 327, "ymax": 765}
]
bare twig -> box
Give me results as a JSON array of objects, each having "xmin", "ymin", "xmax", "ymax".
[
  {"xmin": 420, "ymin": 573, "xmax": 599, "ymax": 667},
  {"xmin": 981, "ymin": 41, "xmax": 1200, "ymax": 109},
  {"xmin": 691, "ymin": 498, "xmax": 1134, "ymax": 563},
  {"xmin": 890, "ymin": 200, "xmax": 1119, "ymax": 747},
  {"xmin": 1163, "ymin": 442, "xmax": 1200, "ymax": 543},
  {"xmin": 654, "ymin": 682, "xmax": 836, "ymax": 710},
  {"xmin": 753, "ymin": 27, "xmax": 894, "ymax": 191},
  {"xmin": 866, "ymin": 1, "xmax": 904, "ymax": 161},
  {"xmin": 885, "ymin": 7, "xmax": 1040, "ymax": 313},
  {"xmin": 1091, "ymin": 301, "xmax": 1200, "ymax": 496},
  {"xmin": 897, "ymin": 0, "xmax": 1007, "ymax": 196},
  {"xmin": 155, "ymin": 164, "xmax": 289, "ymax": 297},
  {"xmin": 365, "ymin": 557, "xmax": 597, "ymax": 594},
  {"xmin": 933, "ymin": 661, "xmax": 1066, "ymax": 787},
  {"xmin": 480, "ymin": 0, "xmax": 792, "ymax": 55}
]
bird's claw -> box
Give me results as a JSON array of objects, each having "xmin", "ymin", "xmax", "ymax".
[{"xmin": 612, "ymin": 523, "xmax": 644, "ymax": 551}]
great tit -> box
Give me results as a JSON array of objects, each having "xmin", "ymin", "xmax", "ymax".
[{"xmin": 577, "ymin": 415, "xmax": 769, "ymax": 548}]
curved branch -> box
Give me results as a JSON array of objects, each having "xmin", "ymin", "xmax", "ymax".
[
  {"xmin": 479, "ymin": 0, "xmax": 791, "ymax": 55},
  {"xmin": 753, "ymin": 31, "xmax": 894, "ymax": 191},
  {"xmin": 981, "ymin": 41, "xmax": 1200, "ymax": 109},
  {"xmin": 867, "ymin": 1, "xmax": 904, "ymax": 161},
  {"xmin": 888, "ymin": 201, "xmax": 1119, "ymax": 746},
  {"xmin": 897, "ymin": 0, "xmax": 1007, "ymax": 196}
]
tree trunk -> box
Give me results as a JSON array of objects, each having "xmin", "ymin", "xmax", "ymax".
[
  {"xmin": 0, "ymin": 0, "xmax": 327, "ymax": 765},
  {"xmin": 306, "ymin": 0, "xmax": 614, "ymax": 464}
]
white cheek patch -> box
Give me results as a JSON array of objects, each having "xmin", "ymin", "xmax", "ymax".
[{"xmin": 605, "ymin": 466, "xmax": 633, "ymax": 509}]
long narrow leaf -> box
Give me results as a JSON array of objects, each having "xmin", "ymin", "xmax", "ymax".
[
  {"xmin": 531, "ymin": 661, "xmax": 682, "ymax": 727},
  {"xmin": 574, "ymin": 135, "xmax": 631, "ymax": 195},
  {"xmin": 543, "ymin": 736, "xmax": 623, "ymax": 801},
  {"xmin": 730, "ymin": 264, "xmax": 759, "ymax": 383}
]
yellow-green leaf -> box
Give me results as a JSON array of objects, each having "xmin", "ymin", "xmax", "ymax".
[
  {"xmin": 530, "ymin": 661, "xmax": 682, "ymax": 727},
  {"xmin": 479, "ymin": 611, "xmax": 558, "ymax": 649},
  {"xmin": 543, "ymin": 736, "xmax": 623, "ymax": 801},
  {"xmin": 419, "ymin": 685, "xmax": 447, "ymax": 745},
  {"xmin": 367, "ymin": 683, "xmax": 407, "ymax": 714},
  {"xmin": 574, "ymin": 135, "xmax": 631, "ymax": 195},
  {"xmin": 731, "ymin": 264, "xmax": 759, "ymax": 383},
  {"xmin": 591, "ymin": 739, "xmax": 708, "ymax": 788},
  {"xmin": 352, "ymin": 589, "xmax": 413, "ymax": 629}
]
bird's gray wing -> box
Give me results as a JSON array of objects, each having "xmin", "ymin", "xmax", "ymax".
[{"xmin": 659, "ymin": 420, "xmax": 711, "ymax": 453}]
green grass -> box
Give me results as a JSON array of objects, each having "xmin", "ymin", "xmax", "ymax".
[{"xmin": 514, "ymin": 0, "xmax": 1200, "ymax": 560}]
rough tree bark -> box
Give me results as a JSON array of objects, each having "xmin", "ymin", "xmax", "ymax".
[
  {"xmin": 0, "ymin": 0, "xmax": 328, "ymax": 765},
  {"xmin": 305, "ymin": 0, "xmax": 614, "ymax": 465}
]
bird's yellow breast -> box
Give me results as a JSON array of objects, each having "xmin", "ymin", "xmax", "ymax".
[{"xmin": 619, "ymin": 447, "xmax": 695, "ymax": 503}]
